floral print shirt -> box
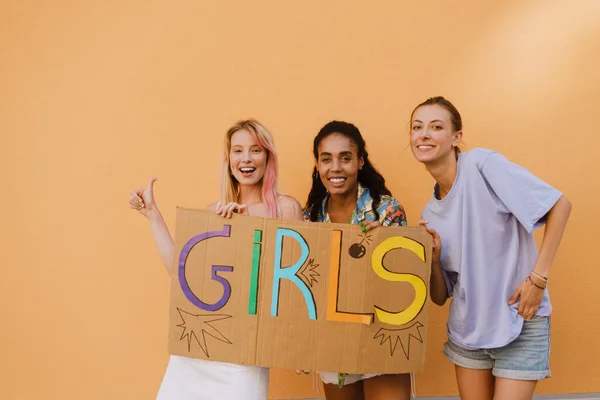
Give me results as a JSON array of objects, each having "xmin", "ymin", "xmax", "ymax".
[{"xmin": 304, "ymin": 183, "xmax": 407, "ymax": 227}]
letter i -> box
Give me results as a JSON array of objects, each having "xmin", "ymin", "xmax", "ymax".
[{"xmin": 248, "ymin": 229, "xmax": 262, "ymax": 314}]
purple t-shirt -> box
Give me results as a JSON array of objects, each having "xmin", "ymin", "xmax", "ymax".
[{"xmin": 422, "ymin": 148, "xmax": 562, "ymax": 349}]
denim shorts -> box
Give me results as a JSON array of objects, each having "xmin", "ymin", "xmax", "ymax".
[{"xmin": 443, "ymin": 315, "xmax": 551, "ymax": 381}]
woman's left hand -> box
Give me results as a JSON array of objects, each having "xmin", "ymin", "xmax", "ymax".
[
  {"xmin": 508, "ymin": 278, "xmax": 544, "ymax": 320},
  {"xmin": 359, "ymin": 219, "xmax": 380, "ymax": 232}
]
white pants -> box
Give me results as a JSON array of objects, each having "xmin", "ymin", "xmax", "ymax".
[{"xmin": 157, "ymin": 356, "xmax": 269, "ymax": 400}]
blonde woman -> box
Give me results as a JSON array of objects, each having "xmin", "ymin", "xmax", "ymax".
[{"xmin": 129, "ymin": 120, "xmax": 303, "ymax": 400}]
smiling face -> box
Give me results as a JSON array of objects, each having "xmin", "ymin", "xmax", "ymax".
[
  {"xmin": 228, "ymin": 129, "xmax": 267, "ymax": 187},
  {"xmin": 410, "ymin": 104, "xmax": 462, "ymax": 165},
  {"xmin": 316, "ymin": 133, "xmax": 364, "ymax": 197}
]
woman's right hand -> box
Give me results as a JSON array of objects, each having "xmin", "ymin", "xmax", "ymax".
[
  {"xmin": 295, "ymin": 369, "xmax": 310, "ymax": 375},
  {"xmin": 216, "ymin": 202, "xmax": 248, "ymax": 218},
  {"xmin": 418, "ymin": 219, "xmax": 442, "ymax": 265},
  {"xmin": 129, "ymin": 178, "xmax": 158, "ymax": 217}
]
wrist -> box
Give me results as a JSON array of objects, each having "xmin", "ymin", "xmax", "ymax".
[
  {"xmin": 145, "ymin": 207, "xmax": 161, "ymax": 221},
  {"xmin": 531, "ymin": 264, "xmax": 550, "ymax": 278},
  {"xmin": 527, "ymin": 275, "xmax": 547, "ymax": 290},
  {"xmin": 530, "ymin": 269, "xmax": 548, "ymax": 285}
]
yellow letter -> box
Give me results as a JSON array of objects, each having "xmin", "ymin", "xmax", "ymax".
[{"xmin": 371, "ymin": 237, "xmax": 426, "ymax": 326}]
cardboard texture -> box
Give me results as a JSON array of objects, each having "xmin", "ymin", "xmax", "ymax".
[{"xmin": 169, "ymin": 208, "xmax": 432, "ymax": 374}]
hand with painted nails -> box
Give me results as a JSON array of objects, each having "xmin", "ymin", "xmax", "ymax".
[
  {"xmin": 295, "ymin": 369, "xmax": 311, "ymax": 375},
  {"xmin": 129, "ymin": 178, "xmax": 158, "ymax": 217},
  {"xmin": 216, "ymin": 202, "xmax": 248, "ymax": 219},
  {"xmin": 418, "ymin": 219, "xmax": 442, "ymax": 265},
  {"xmin": 359, "ymin": 219, "xmax": 380, "ymax": 233}
]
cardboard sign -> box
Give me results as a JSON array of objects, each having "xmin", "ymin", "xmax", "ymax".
[{"xmin": 169, "ymin": 208, "xmax": 432, "ymax": 374}]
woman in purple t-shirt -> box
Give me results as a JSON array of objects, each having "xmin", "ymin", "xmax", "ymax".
[{"xmin": 408, "ymin": 97, "xmax": 571, "ymax": 400}]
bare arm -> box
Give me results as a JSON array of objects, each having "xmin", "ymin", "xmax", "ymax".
[
  {"xmin": 418, "ymin": 220, "xmax": 448, "ymax": 306},
  {"xmin": 532, "ymin": 195, "xmax": 572, "ymax": 277},
  {"xmin": 129, "ymin": 178, "xmax": 176, "ymax": 277},
  {"xmin": 430, "ymin": 259, "xmax": 448, "ymax": 306},
  {"xmin": 145, "ymin": 207, "xmax": 175, "ymax": 277},
  {"xmin": 509, "ymin": 195, "xmax": 572, "ymax": 319},
  {"xmin": 428, "ymin": 230, "xmax": 448, "ymax": 306}
]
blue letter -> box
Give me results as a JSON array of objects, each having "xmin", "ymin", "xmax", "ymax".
[{"xmin": 271, "ymin": 228, "xmax": 316, "ymax": 319}]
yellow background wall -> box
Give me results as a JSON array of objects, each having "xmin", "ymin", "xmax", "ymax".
[{"xmin": 2, "ymin": 1, "xmax": 599, "ymax": 398}]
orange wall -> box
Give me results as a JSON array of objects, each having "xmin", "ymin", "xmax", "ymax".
[{"xmin": 2, "ymin": 1, "xmax": 599, "ymax": 399}]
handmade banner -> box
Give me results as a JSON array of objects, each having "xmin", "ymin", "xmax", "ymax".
[{"xmin": 169, "ymin": 208, "xmax": 432, "ymax": 374}]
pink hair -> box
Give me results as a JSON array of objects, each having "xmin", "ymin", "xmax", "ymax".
[
  {"xmin": 222, "ymin": 120, "xmax": 279, "ymax": 218},
  {"xmin": 245, "ymin": 127, "xmax": 278, "ymax": 218}
]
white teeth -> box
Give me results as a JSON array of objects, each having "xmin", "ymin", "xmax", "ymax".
[
  {"xmin": 418, "ymin": 145, "xmax": 433, "ymax": 149},
  {"xmin": 240, "ymin": 168, "xmax": 255, "ymax": 172},
  {"xmin": 330, "ymin": 178, "xmax": 346, "ymax": 183}
]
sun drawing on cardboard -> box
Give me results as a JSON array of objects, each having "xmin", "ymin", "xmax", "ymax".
[
  {"xmin": 176, "ymin": 308, "xmax": 232, "ymax": 357},
  {"xmin": 373, "ymin": 321, "xmax": 425, "ymax": 359}
]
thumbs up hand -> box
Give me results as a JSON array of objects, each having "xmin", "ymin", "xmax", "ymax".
[{"xmin": 129, "ymin": 177, "xmax": 158, "ymax": 217}]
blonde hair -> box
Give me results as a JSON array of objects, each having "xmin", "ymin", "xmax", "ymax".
[{"xmin": 221, "ymin": 119, "xmax": 279, "ymax": 218}]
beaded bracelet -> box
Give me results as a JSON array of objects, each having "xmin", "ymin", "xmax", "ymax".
[
  {"xmin": 530, "ymin": 270, "xmax": 548, "ymax": 283},
  {"xmin": 527, "ymin": 276, "xmax": 546, "ymax": 290},
  {"xmin": 338, "ymin": 373, "xmax": 347, "ymax": 387}
]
